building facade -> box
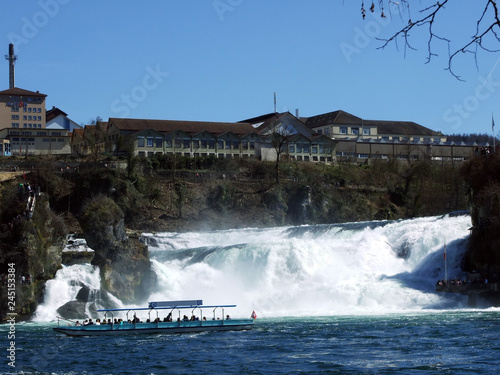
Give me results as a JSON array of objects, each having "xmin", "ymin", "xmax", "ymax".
[{"xmin": 0, "ymin": 87, "xmax": 47, "ymax": 131}]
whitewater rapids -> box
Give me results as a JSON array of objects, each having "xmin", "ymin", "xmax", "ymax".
[{"xmin": 35, "ymin": 214, "xmax": 471, "ymax": 320}]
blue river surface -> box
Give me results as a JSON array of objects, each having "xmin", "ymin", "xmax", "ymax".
[{"xmin": 2, "ymin": 311, "xmax": 500, "ymax": 375}]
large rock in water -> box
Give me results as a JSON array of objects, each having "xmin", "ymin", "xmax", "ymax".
[
  {"xmin": 79, "ymin": 196, "xmax": 156, "ymax": 304},
  {"xmin": 56, "ymin": 301, "xmax": 98, "ymax": 319}
]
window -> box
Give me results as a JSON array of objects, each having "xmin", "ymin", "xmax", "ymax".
[
  {"xmin": 201, "ymin": 139, "xmax": 208, "ymax": 148},
  {"xmin": 289, "ymin": 144, "xmax": 295, "ymax": 153},
  {"xmin": 23, "ymin": 115, "xmax": 27, "ymax": 120},
  {"xmin": 340, "ymin": 127, "xmax": 347, "ymax": 134},
  {"xmin": 146, "ymin": 137, "xmax": 154, "ymax": 147},
  {"xmin": 303, "ymin": 144, "xmax": 310, "ymax": 153},
  {"xmin": 363, "ymin": 128, "xmax": 370, "ymax": 135},
  {"xmin": 183, "ymin": 139, "xmax": 190, "ymax": 149},
  {"xmin": 174, "ymin": 139, "xmax": 182, "ymax": 148},
  {"xmin": 296, "ymin": 143, "xmax": 302, "ymax": 153},
  {"xmin": 137, "ymin": 137, "xmax": 145, "ymax": 147},
  {"xmin": 217, "ymin": 140, "xmax": 224, "ymax": 150},
  {"xmin": 155, "ymin": 138, "xmax": 162, "ymax": 148},
  {"xmin": 249, "ymin": 141, "xmax": 255, "ymax": 150},
  {"xmin": 312, "ymin": 145, "xmax": 318, "ymax": 154},
  {"xmin": 165, "ymin": 139, "xmax": 172, "ymax": 148},
  {"xmin": 317, "ymin": 129, "xmax": 323, "ymax": 135},
  {"xmin": 225, "ymin": 140, "xmax": 231, "ymax": 150},
  {"xmin": 325, "ymin": 128, "xmax": 330, "ymax": 136},
  {"xmin": 208, "ymin": 140, "xmax": 215, "ymax": 149},
  {"xmin": 351, "ymin": 128, "xmax": 359, "ymax": 135}
]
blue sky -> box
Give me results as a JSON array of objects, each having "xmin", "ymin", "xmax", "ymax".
[{"xmin": 1, "ymin": 1, "xmax": 500, "ymax": 136}]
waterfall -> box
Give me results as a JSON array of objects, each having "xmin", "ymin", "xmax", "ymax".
[{"xmin": 35, "ymin": 214, "xmax": 471, "ymax": 320}]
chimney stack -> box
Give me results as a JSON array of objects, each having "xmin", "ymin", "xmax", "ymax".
[{"xmin": 5, "ymin": 43, "xmax": 17, "ymax": 89}]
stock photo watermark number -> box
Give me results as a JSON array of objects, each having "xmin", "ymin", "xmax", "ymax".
[{"xmin": 6, "ymin": 263, "xmax": 17, "ymax": 368}]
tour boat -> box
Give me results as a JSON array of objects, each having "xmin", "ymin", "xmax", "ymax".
[{"xmin": 53, "ymin": 300, "xmax": 255, "ymax": 336}]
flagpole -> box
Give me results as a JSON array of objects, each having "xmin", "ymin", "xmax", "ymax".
[
  {"xmin": 493, "ymin": 113, "xmax": 496, "ymax": 150},
  {"xmin": 444, "ymin": 240, "xmax": 447, "ymax": 283}
]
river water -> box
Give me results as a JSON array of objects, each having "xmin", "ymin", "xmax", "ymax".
[{"xmin": 3, "ymin": 214, "xmax": 500, "ymax": 374}]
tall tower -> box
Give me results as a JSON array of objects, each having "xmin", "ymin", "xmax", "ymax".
[{"xmin": 5, "ymin": 43, "xmax": 17, "ymax": 89}]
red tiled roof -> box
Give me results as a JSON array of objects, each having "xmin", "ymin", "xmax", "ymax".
[
  {"xmin": 109, "ymin": 118, "xmax": 259, "ymax": 136},
  {"xmin": 0, "ymin": 87, "xmax": 47, "ymax": 97},
  {"xmin": 304, "ymin": 110, "xmax": 362, "ymax": 128}
]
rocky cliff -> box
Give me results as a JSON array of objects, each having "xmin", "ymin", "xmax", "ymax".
[
  {"xmin": 79, "ymin": 196, "xmax": 156, "ymax": 304},
  {"xmin": 461, "ymin": 154, "xmax": 500, "ymax": 275}
]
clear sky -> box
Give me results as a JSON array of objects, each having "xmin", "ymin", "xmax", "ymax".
[{"xmin": 1, "ymin": 1, "xmax": 500, "ymax": 136}]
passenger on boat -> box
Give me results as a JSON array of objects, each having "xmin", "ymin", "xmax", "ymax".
[
  {"xmin": 226, "ymin": 315, "xmax": 230, "ymax": 320},
  {"xmin": 75, "ymin": 321, "xmax": 81, "ymax": 326},
  {"xmin": 183, "ymin": 315, "xmax": 189, "ymax": 321},
  {"xmin": 87, "ymin": 319, "xmax": 94, "ymax": 325},
  {"xmin": 95, "ymin": 319, "xmax": 100, "ymax": 325}
]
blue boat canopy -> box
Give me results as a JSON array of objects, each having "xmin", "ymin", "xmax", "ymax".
[
  {"xmin": 97, "ymin": 300, "xmax": 236, "ymax": 313},
  {"xmin": 148, "ymin": 300, "xmax": 202, "ymax": 308}
]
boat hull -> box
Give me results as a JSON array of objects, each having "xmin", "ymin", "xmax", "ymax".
[{"xmin": 53, "ymin": 320, "xmax": 254, "ymax": 336}]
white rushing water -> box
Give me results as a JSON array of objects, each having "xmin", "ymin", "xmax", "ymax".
[{"xmin": 35, "ymin": 214, "xmax": 472, "ymax": 320}]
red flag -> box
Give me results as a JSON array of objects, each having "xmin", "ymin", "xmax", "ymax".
[{"xmin": 251, "ymin": 310, "xmax": 257, "ymax": 319}]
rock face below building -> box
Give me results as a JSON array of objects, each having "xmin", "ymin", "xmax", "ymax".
[{"xmin": 79, "ymin": 196, "xmax": 156, "ymax": 304}]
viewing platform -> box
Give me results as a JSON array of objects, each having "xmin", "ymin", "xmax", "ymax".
[{"xmin": 436, "ymin": 273, "xmax": 500, "ymax": 306}]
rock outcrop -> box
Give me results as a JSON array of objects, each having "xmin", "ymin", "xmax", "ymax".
[{"xmin": 79, "ymin": 196, "xmax": 156, "ymax": 304}]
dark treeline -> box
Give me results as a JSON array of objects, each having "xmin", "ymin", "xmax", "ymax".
[{"xmin": 446, "ymin": 133, "xmax": 498, "ymax": 144}]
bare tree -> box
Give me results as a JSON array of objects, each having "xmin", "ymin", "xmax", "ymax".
[
  {"xmin": 361, "ymin": 0, "xmax": 500, "ymax": 80},
  {"xmin": 270, "ymin": 123, "xmax": 295, "ymax": 184}
]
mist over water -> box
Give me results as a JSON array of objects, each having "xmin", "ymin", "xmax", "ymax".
[{"xmin": 35, "ymin": 215, "xmax": 472, "ymax": 321}]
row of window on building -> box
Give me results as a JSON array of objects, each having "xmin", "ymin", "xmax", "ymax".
[
  {"xmin": 9, "ymin": 131, "xmax": 62, "ymax": 136},
  {"xmin": 11, "ymin": 123, "xmax": 43, "ymax": 128},
  {"xmin": 11, "ymin": 115, "xmax": 43, "ymax": 120},
  {"xmin": 10, "ymin": 105, "xmax": 43, "ymax": 112},
  {"xmin": 136, "ymin": 137, "xmax": 256, "ymax": 151}
]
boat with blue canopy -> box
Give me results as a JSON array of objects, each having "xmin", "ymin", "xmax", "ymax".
[{"xmin": 53, "ymin": 300, "xmax": 254, "ymax": 336}]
